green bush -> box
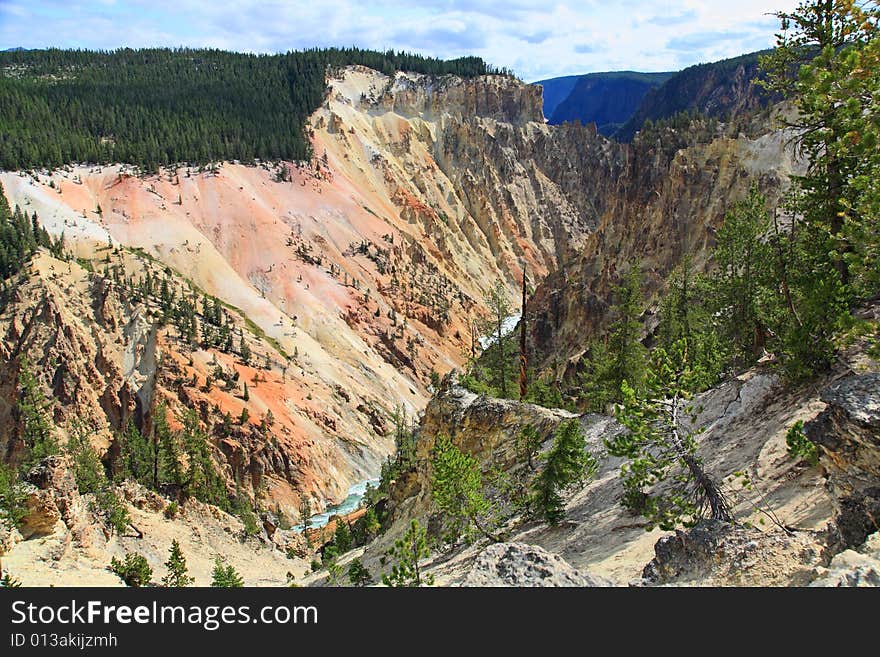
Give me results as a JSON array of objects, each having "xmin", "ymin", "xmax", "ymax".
[
  {"xmin": 321, "ymin": 544, "xmax": 340, "ymax": 566},
  {"xmin": 786, "ymin": 421, "xmax": 819, "ymax": 466},
  {"xmin": 0, "ymin": 571, "xmax": 22, "ymax": 588},
  {"xmin": 210, "ymin": 556, "xmax": 244, "ymax": 587},
  {"xmin": 347, "ymin": 558, "xmax": 373, "ymax": 587},
  {"xmin": 92, "ymin": 489, "xmax": 130, "ymax": 535},
  {"xmin": 110, "ymin": 552, "xmax": 152, "ymax": 587},
  {"xmin": 0, "ymin": 462, "xmax": 27, "ymax": 530}
]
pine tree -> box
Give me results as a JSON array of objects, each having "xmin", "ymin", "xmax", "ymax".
[
  {"xmin": 17, "ymin": 355, "xmax": 58, "ymax": 468},
  {"xmin": 606, "ymin": 266, "xmax": 647, "ymax": 398},
  {"xmin": 709, "ymin": 187, "xmax": 773, "ymax": 371},
  {"xmin": 67, "ymin": 419, "xmax": 105, "ymax": 495},
  {"xmin": 347, "ymin": 558, "xmax": 373, "ymax": 587},
  {"xmin": 333, "ymin": 520, "xmax": 353, "ymax": 553},
  {"xmin": 359, "ymin": 506, "xmax": 381, "ymax": 541},
  {"xmin": 482, "ymin": 280, "xmax": 514, "ymax": 397},
  {"xmin": 93, "ymin": 488, "xmax": 131, "ymax": 535},
  {"xmin": 606, "ymin": 340, "xmax": 731, "ymax": 531},
  {"xmin": 162, "ymin": 539, "xmax": 194, "ymax": 587},
  {"xmin": 580, "ymin": 266, "xmax": 647, "ymax": 411},
  {"xmin": 381, "ymin": 519, "xmax": 434, "ymax": 587},
  {"xmin": 431, "ymin": 434, "xmax": 499, "ymax": 544},
  {"xmin": 155, "ymin": 403, "xmax": 182, "ymax": 487},
  {"xmin": 657, "ymin": 257, "xmax": 724, "ymax": 391},
  {"xmin": 530, "ymin": 420, "xmax": 597, "ymax": 524},
  {"xmin": 180, "ymin": 409, "xmax": 225, "ymax": 507},
  {"xmin": 500, "ymin": 424, "xmax": 545, "ymax": 514},
  {"xmin": 211, "ymin": 556, "xmax": 244, "ymax": 587},
  {"xmin": 117, "ymin": 419, "xmax": 153, "ymax": 485},
  {"xmin": 240, "ymin": 336, "xmax": 252, "ymax": 365},
  {"xmin": 758, "ymin": 1, "xmax": 879, "ymax": 378},
  {"xmin": 0, "ymin": 462, "xmax": 27, "ymax": 530}
]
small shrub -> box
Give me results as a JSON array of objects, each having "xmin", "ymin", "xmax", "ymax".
[
  {"xmin": 347, "ymin": 558, "xmax": 373, "ymax": 587},
  {"xmin": 110, "ymin": 552, "xmax": 152, "ymax": 587},
  {"xmin": 786, "ymin": 421, "xmax": 819, "ymax": 466},
  {"xmin": 163, "ymin": 501, "xmax": 179, "ymax": 520},
  {"xmin": 210, "ymin": 556, "xmax": 244, "ymax": 587},
  {"xmin": 1, "ymin": 571, "xmax": 22, "ymax": 587},
  {"xmin": 92, "ymin": 489, "xmax": 130, "ymax": 535},
  {"xmin": 0, "ymin": 462, "xmax": 27, "ymax": 530},
  {"xmin": 321, "ymin": 544, "xmax": 339, "ymax": 566}
]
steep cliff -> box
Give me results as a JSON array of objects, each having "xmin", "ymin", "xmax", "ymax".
[
  {"xmin": 528, "ymin": 124, "xmax": 804, "ymax": 374},
  {"xmin": 2, "ymin": 63, "xmax": 805, "ymax": 510}
]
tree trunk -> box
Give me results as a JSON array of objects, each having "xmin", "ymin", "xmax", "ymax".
[
  {"xmin": 473, "ymin": 515, "xmax": 503, "ymax": 544},
  {"xmin": 498, "ymin": 314, "xmax": 507, "ymax": 397},
  {"xmin": 670, "ymin": 396, "xmax": 731, "ymax": 522},
  {"xmin": 519, "ymin": 266, "xmax": 528, "ymax": 401}
]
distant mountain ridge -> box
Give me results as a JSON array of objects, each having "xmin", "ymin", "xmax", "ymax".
[
  {"xmin": 534, "ymin": 74, "xmax": 582, "ymax": 119},
  {"xmin": 534, "ymin": 51, "xmax": 771, "ymax": 141},
  {"xmin": 547, "ymin": 71, "xmax": 673, "ymax": 136},
  {"xmin": 614, "ymin": 51, "xmax": 771, "ymax": 141}
]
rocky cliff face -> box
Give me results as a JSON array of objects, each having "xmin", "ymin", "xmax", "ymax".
[
  {"xmin": 806, "ymin": 374, "xmax": 880, "ymax": 549},
  {"xmin": 0, "ymin": 250, "xmax": 388, "ymax": 513},
  {"xmin": 372, "ymin": 71, "xmax": 545, "ymax": 125},
  {"xmin": 528, "ymin": 125, "xmax": 804, "ymax": 374}
]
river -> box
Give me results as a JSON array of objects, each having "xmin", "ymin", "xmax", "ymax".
[
  {"xmin": 294, "ymin": 478, "xmax": 381, "ymax": 531},
  {"xmin": 477, "ymin": 313, "xmax": 522, "ymax": 349}
]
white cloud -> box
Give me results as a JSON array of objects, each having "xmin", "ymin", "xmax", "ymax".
[{"xmin": 0, "ymin": 0, "xmax": 801, "ymax": 80}]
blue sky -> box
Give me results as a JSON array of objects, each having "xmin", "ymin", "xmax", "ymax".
[{"xmin": 0, "ymin": 1, "xmax": 798, "ymax": 81}]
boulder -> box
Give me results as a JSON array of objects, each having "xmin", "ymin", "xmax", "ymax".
[
  {"xmin": 805, "ymin": 374, "xmax": 880, "ymax": 548},
  {"xmin": 23, "ymin": 455, "xmax": 105, "ymax": 549},
  {"xmin": 811, "ymin": 532, "xmax": 880, "ymax": 587},
  {"xmin": 641, "ymin": 520, "xmax": 825, "ymax": 587},
  {"xmin": 461, "ymin": 542, "xmax": 614, "ymax": 587},
  {"xmin": 19, "ymin": 487, "xmax": 61, "ymax": 539}
]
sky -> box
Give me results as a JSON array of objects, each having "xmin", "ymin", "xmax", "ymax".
[{"xmin": 0, "ymin": 0, "xmax": 800, "ymax": 82}]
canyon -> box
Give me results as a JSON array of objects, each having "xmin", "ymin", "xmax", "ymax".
[{"xmin": 4, "ymin": 61, "xmax": 874, "ymax": 587}]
